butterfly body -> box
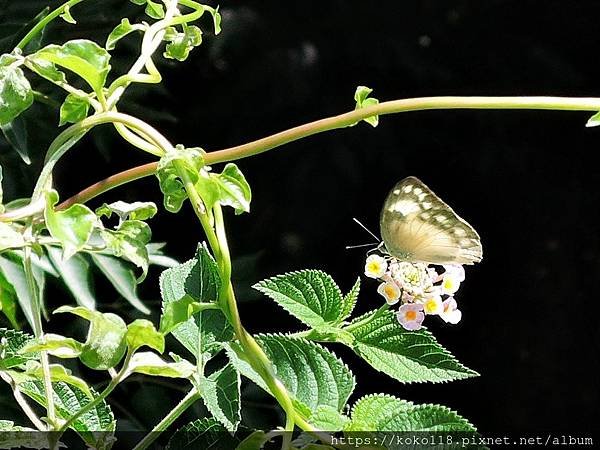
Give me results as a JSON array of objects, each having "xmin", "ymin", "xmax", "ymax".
[{"xmin": 379, "ymin": 177, "xmax": 482, "ymax": 265}]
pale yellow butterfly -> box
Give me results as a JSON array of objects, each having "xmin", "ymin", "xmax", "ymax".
[{"xmin": 379, "ymin": 176, "xmax": 482, "ymax": 265}]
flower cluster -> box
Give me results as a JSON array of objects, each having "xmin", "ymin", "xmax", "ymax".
[{"xmin": 364, "ymin": 254, "xmax": 465, "ymax": 331}]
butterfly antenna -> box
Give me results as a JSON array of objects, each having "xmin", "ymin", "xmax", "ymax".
[
  {"xmin": 345, "ymin": 242, "xmax": 379, "ymax": 250},
  {"xmin": 352, "ymin": 217, "xmax": 380, "ymax": 240}
]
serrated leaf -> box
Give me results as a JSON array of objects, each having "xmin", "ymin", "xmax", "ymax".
[
  {"xmin": 90, "ymin": 253, "xmax": 150, "ymax": 314},
  {"xmin": 126, "ymin": 319, "xmax": 164, "ymax": 353},
  {"xmin": 0, "ymin": 54, "xmax": 33, "ymax": 126},
  {"xmin": 346, "ymin": 310, "xmax": 478, "ymax": 383},
  {"xmin": 125, "ymin": 351, "xmax": 195, "ymax": 378},
  {"xmin": 166, "ymin": 418, "xmax": 239, "ymax": 450},
  {"xmin": 0, "ymin": 420, "xmax": 52, "ymax": 448},
  {"xmin": 59, "ymin": 93, "xmax": 89, "ymax": 125},
  {"xmin": 159, "ymin": 243, "xmax": 232, "ymax": 362},
  {"xmin": 309, "ymin": 405, "xmax": 350, "ymax": 431},
  {"xmin": 199, "ymin": 363, "xmax": 241, "ymax": 431},
  {"xmin": 339, "ymin": 278, "xmax": 360, "ymax": 323},
  {"xmin": 46, "ymin": 246, "xmax": 95, "ymax": 309},
  {"xmin": 34, "ymin": 40, "xmax": 111, "ymax": 95},
  {"xmin": 96, "ymin": 200, "xmax": 157, "ymax": 222},
  {"xmin": 54, "ymin": 306, "xmax": 127, "ymax": 370},
  {"xmin": 226, "ymin": 334, "xmax": 354, "ymax": 413},
  {"xmin": 215, "ymin": 163, "xmax": 251, "ymax": 214},
  {"xmin": 353, "ymin": 85, "xmax": 379, "ymax": 127},
  {"xmin": 44, "ymin": 190, "xmax": 96, "ymax": 260},
  {"xmin": 254, "ymin": 270, "xmax": 344, "ymax": 328},
  {"xmin": 348, "ymin": 394, "xmax": 476, "ymax": 432},
  {"xmin": 0, "ymin": 327, "xmax": 37, "ymax": 369},
  {"xmin": 20, "ymin": 380, "xmax": 115, "ymax": 449},
  {"xmin": 106, "ymin": 18, "xmax": 145, "ymax": 50}
]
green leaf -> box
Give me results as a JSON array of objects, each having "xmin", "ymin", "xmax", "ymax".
[
  {"xmin": 226, "ymin": 334, "xmax": 354, "ymax": 413},
  {"xmin": 0, "ymin": 420, "xmax": 53, "ymax": 448},
  {"xmin": 0, "ymin": 273, "xmax": 19, "ymax": 328},
  {"xmin": 353, "ymin": 85, "xmax": 379, "ymax": 127},
  {"xmin": 125, "ymin": 351, "xmax": 195, "ymax": 378},
  {"xmin": 96, "ymin": 200, "xmax": 157, "ymax": 222},
  {"xmin": 60, "ymin": 4, "xmax": 76, "ymax": 24},
  {"xmin": 19, "ymin": 333, "xmax": 83, "ymax": 358},
  {"xmin": 25, "ymin": 55, "xmax": 67, "ymax": 84},
  {"xmin": 106, "ymin": 18, "xmax": 145, "ymax": 50},
  {"xmin": 0, "ymin": 253, "xmax": 40, "ymax": 330},
  {"xmin": 205, "ymin": 6, "xmax": 222, "ymax": 35},
  {"xmin": 164, "ymin": 25, "xmax": 203, "ymax": 62},
  {"xmin": 44, "ymin": 190, "xmax": 96, "ymax": 260},
  {"xmin": 100, "ymin": 220, "xmax": 152, "ymax": 281},
  {"xmin": 156, "ymin": 146, "xmax": 205, "ymax": 213},
  {"xmin": 147, "ymin": 242, "xmax": 179, "ymax": 268},
  {"xmin": 235, "ymin": 431, "xmax": 273, "ymax": 450},
  {"xmin": 346, "ymin": 309, "xmax": 478, "ymax": 383},
  {"xmin": 166, "ymin": 418, "xmax": 239, "ymax": 450},
  {"xmin": 20, "ymin": 380, "xmax": 115, "ymax": 449},
  {"xmin": 0, "ymin": 222, "xmax": 25, "ymax": 251},
  {"xmin": 54, "ymin": 306, "xmax": 127, "ymax": 370},
  {"xmin": 199, "ymin": 363, "xmax": 241, "ymax": 431},
  {"xmin": 339, "ymin": 277, "xmax": 360, "ymax": 323},
  {"xmin": 586, "ymin": 111, "xmax": 600, "ymax": 127},
  {"xmin": 46, "ymin": 246, "xmax": 95, "ymax": 309},
  {"xmin": 126, "ymin": 319, "xmax": 164, "ymax": 353},
  {"xmin": 214, "ymin": 163, "xmax": 252, "ymax": 214},
  {"xmin": 17, "ymin": 361, "xmax": 93, "ymax": 399},
  {"xmin": 159, "ymin": 243, "xmax": 232, "ymax": 362},
  {"xmin": 253, "ymin": 270, "xmax": 344, "ymax": 328},
  {"xmin": 0, "ymin": 328, "xmax": 37, "ymax": 370},
  {"xmin": 159, "ymin": 294, "xmax": 217, "ymax": 335},
  {"xmin": 34, "ymin": 40, "xmax": 111, "ymax": 95},
  {"xmin": 90, "ymin": 253, "xmax": 150, "ymax": 314},
  {"xmin": 308, "ymin": 405, "xmax": 350, "ymax": 431},
  {"xmin": 0, "ymin": 54, "xmax": 33, "ymax": 125},
  {"xmin": 348, "ymin": 394, "xmax": 476, "ymax": 432},
  {"xmin": 59, "ymin": 93, "xmax": 89, "ymax": 125}
]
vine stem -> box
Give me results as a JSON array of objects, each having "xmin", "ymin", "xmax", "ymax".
[
  {"xmin": 15, "ymin": 0, "xmax": 86, "ymax": 50},
  {"xmin": 131, "ymin": 388, "xmax": 201, "ymax": 450},
  {"xmin": 53, "ymin": 95, "xmax": 600, "ymax": 210}
]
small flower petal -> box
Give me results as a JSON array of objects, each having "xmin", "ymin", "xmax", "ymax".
[
  {"xmin": 440, "ymin": 297, "xmax": 462, "ymax": 324},
  {"xmin": 441, "ymin": 273, "xmax": 461, "ymax": 295},
  {"xmin": 443, "ymin": 264, "xmax": 465, "ymax": 282},
  {"xmin": 377, "ymin": 280, "xmax": 401, "ymax": 305},
  {"xmin": 422, "ymin": 295, "xmax": 443, "ymax": 315},
  {"xmin": 364, "ymin": 254, "xmax": 387, "ymax": 279},
  {"xmin": 396, "ymin": 303, "xmax": 425, "ymax": 331}
]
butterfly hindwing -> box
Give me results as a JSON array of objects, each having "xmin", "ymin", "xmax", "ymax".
[{"xmin": 379, "ymin": 177, "xmax": 482, "ymax": 265}]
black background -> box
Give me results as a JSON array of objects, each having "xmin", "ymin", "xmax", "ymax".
[{"xmin": 1, "ymin": 0, "xmax": 599, "ymax": 440}]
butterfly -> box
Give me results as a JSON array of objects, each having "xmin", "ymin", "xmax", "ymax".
[{"xmin": 379, "ymin": 176, "xmax": 482, "ymax": 265}]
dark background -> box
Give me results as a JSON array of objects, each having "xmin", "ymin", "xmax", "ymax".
[{"xmin": 1, "ymin": 0, "xmax": 599, "ymax": 441}]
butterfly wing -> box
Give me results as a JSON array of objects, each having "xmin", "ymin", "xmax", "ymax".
[{"xmin": 379, "ymin": 177, "xmax": 482, "ymax": 265}]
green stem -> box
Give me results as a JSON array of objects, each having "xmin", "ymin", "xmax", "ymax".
[
  {"xmin": 344, "ymin": 303, "xmax": 390, "ymax": 332},
  {"xmin": 15, "ymin": 0, "xmax": 86, "ymax": 50},
  {"xmin": 132, "ymin": 388, "xmax": 201, "ymax": 450},
  {"xmin": 22, "ymin": 238, "xmax": 57, "ymax": 431},
  {"xmin": 51, "ymin": 95, "xmax": 600, "ymax": 210}
]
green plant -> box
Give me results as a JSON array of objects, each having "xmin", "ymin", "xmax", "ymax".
[{"xmin": 2, "ymin": 1, "xmax": 600, "ymax": 449}]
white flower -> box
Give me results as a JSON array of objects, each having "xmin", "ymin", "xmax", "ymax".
[
  {"xmin": 391, "ymin": 261, "xmax": 432, "ymax": 296},
  {"xmin": 441, "ymin": 272, "xmax": 461, "ymax": 295},
  {"xmin": 377, "ymin": 280, "xmax": 401, "ymax": 305},
  {"xmin": 421, "ymin": 294, "xmax": 443, "ymax": 315},
  {"xmin": 396, "ymin": 303, "xmax": 425, "ymax": 331},
  {"xmin": 364, "ymin": 254, "xmax": 387, "ymax": 279},
  {"xmin": 443, "ymin": 264, "xmax": 465, "ymax": 282},
  {"xmin": 440, "ymin": 297, "xmax": 462, "ymax": 324}
]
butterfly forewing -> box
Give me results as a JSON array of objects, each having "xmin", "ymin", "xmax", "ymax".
[{"xmin": 379, "ymin": 177, "xmax": 482, "ymax": 265}]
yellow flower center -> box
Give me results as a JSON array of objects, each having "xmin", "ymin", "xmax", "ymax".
[{"xmin": 405, "ymin": 310, "xmax": 417, "ymax": 321}]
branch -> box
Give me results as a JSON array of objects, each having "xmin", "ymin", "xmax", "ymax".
[{"xmin": 58, "ymin": 95, "xmax": 600, "ymax": 209}]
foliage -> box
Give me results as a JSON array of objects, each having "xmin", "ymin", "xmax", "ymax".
[{"xmin": 2, "ymin": 0, "xmax": 588, "ymax": 448}]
